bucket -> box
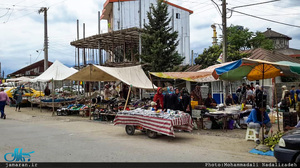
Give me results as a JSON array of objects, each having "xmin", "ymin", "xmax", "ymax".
[
  {"xmin": 228, "ymin": 119, "xmax": 234, "ymax": 130},
  {"xmin": 191, "ymin": 101, "xmax": 198, "ymax": 109},
  {"xmin": 204, "ymin": 120, "xmax": 212, "ymax": 129}
]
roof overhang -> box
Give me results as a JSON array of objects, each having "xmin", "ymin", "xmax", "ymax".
[{"xmin": 70, "ymin": 27, "xmax": 140, "ymax": 49}]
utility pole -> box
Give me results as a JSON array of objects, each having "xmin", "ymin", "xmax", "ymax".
[
  {"xmin": 83, "ymin": 23, "xmax": 86, "ymax": 66},
  {"xmin": 138, "ymin": 0, "xmax": 142, "ymax": 62},
  {"xmin": 138, "ymin": 0, "xmax": 142, "ymax": 99},
  {"xmin": 222, "ymin": 0, "xmax": 228, "ymax": 104},
  {"xmin": 77, "ymin": 19, "xmax": 80, "ymax": 69},
  {"xmin": 98, "ymin": 11, "xmax": 101, "ymax": 65},
  {"xmin": 38, "ymin": 7, "xmax": 48, "ymax": 71}
]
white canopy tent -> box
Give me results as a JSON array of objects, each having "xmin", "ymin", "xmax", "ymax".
[
  {"xmin": 30, "ymin": 60, "xmax": 78, "ymax": 82},
  {"xmin": 6, "ymin": 76, "xmax": 31, "ymax": 83},
  {"xmin": 67, "ymin": 64, "xmax": 156, "ymax": 90}
]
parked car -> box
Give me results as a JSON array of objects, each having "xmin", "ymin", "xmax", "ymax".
[
  {"xmin": 5, "ymin": 87, "xmax": 44, "ymax": 99},
  {"xmin": 274, "ymin": 127, "xmax": 300, "ymax": 162}
]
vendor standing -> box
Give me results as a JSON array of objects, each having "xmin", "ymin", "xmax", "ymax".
[
  {"xmin": 104, "ymin": 84, "xmax": 112, "ymax": 100},
  {"xmin": 204, "ymin": 93, "xmax": 217, "ymax": 108},
  {"xmin": 153, "ymin": 87, "xmax": 164, "ymax": 110},
  {"xmin": 180, "ymin": 87, "xmax": 192, "ymax": 116},
  {"xmin": 164, "ymin": 86, "xmax": 177, "ymax": 110},
  {"xmin": 191, "ymin": 85, "xmax": 203, "ymax": 105},
  {"xmin": 247, "ymin": 101, "xmax": 272, "ymax": 144}
]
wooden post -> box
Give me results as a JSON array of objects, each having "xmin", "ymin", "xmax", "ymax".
[
  {"xmin": 51, "ymin": 80, "xmax": 54, "ymax": 116},
  {"xmin": 274, "ymin": 78, "xmax": 280, "ymax": 131},
  {"xmin": 89, "ymin": 65, "xmax": 92, "ymax": 120},
  {"xmin": 124, "ymin": 85, "xmax": 132, "ymax": 111}
]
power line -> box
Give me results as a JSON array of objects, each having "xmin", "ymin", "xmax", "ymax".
[
  {"xmin": 229, "ymin": 9, "xmax": 300, "ymax": 28},
  {"xmin": 4, "ymin": 7, "xmax": 14, "ymax": 23},
  {"xmin": 0, "ymin": 8, "xmax": 10, "ymax": 18},
  {"xmin": 211, "ymin": 0, "xmax": 222, "ymax": 16},
  {"xmin": 232, "ymin": 0, "xmax": 280, "ymax": 9}
]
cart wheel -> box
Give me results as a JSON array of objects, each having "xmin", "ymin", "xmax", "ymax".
[
  {"xmin": 125, "ymin": 125, "xmax": 135, "ymax": 135},
  {"xmin": 146, "ymin": 130, "xmax": 157, "ymax": 138}
]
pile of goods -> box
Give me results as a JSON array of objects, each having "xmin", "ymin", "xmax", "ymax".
[
  {"xmin": 57, "ymin": 104, "xmax": 89, "ymax": 116},
  {"xmin": 263, "ymin": 131, "xmax": 284, "ymax": 151},
  {"xmin": 117, "ymin": 108, "xmax": 185, "ymax": 120}
]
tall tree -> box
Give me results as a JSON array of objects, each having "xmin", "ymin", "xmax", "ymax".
[{"xmin": 141, "ymin": 0, "xmax": 184, "ymax": 72}]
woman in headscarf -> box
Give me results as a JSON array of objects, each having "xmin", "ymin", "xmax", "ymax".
[
  {"xmin": 174, "ymin": 88, "xmax": 182, "ymax": 111},
  {"xmin": 153, "ymin": 87, "xmax": 164, "ymax": 110},
  {"xmin": 164, "ymin": 86, "xmax": 176, "ymax": 110},
  {"xmin": 180, "ymin": 87, "xmax": 192, "ymax": 116},
  {"xmin": 191, "ymin": 84, "xmax": 203, "ymax": 105}
]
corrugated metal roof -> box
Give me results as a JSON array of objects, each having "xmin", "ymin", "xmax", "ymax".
[{"xmin": 242, "ymin": 48, "xmax": 300, "ymax": 64}]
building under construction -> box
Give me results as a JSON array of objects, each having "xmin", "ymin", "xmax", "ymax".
[{"xmin": 70, "ymin": 0, "xmax": 193, "ymax": 68}]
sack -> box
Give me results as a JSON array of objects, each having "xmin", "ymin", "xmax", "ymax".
[{"xmin": 193, "ymin": 121, "xmax": 198, "ymax": 130}]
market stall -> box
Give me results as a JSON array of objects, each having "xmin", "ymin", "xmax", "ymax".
[
  {"xmin": 114, "ymin": 108, "xmax": 193, "ymax": 138},
  {"xmin": 66, "ymin": 64, "xmax": 157, "ymax": 119},
  {"xmin": 29, "ymin": 60, "xmax": 78, "ymax": 113}
]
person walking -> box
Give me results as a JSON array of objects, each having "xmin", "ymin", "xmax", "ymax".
[
  {"xmin": 0, "ymin": 88, "xmax": 10, "ymax": 119},
  {"xmin": 13, "ymin": 86, "xmax": 23, "ymax": 112}
]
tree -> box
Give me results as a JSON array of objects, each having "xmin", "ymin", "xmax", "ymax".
[
  {"xmin": 141, "ymin": 0, "xmax": 184, "ymax": 72},
  {"xmin": 195, "ymin": 25, "xmax": 274, "ymax": 68},
  {"xmin": 194, "ymin": 45, "xmax": 249, "ymax": 69}
]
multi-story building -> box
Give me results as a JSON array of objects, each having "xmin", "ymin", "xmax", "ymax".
[{"xmin": 100, "ymin": 0, "xmax": 193, "ymax": 65}]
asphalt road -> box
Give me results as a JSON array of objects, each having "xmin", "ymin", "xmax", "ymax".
[{"xmin": 0, "ymin": 107, "xmax": 276, "ymax": 162}]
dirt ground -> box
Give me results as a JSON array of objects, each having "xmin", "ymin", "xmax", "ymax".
[{"xmin": 1, "ymin": 105, "xmax": 278, "ymax": 162}]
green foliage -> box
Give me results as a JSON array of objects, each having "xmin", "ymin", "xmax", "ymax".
[
  {"xmin": 194, "ymin": 45, "xmax": 249, "ymax": 69},
  {"xmin": 141, "ymin": 0, "xmax": 184, "ymax": 72},
  {"xmin": 250, "ymin": 32, "xmax": 274, "ymax": 50},
  {"xmin": 195, "ymin": 25, "xmax": 274, "ymax": 68},
  {"xmin": 194, "ymin": 45, "xmax": 222, "ymax": 69}
]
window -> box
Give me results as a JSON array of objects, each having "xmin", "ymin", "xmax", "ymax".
[{"xmin": 176, "ymin": 13, "xmax": 180, "ymax": 19}]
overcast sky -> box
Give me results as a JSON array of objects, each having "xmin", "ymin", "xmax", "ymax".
[{"xmin": 0, "ymin": 0, "xmax": 300, "ymax": 77}]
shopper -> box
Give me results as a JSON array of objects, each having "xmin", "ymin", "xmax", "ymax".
[
  {"xmin": 296, "ymin": 84, "xmax": 300, "ymax": 118},
  {"xmin": 247, "ymin": 101, "xmax": 272, "ymax": 144},
  {"xmin": 280, "ymin": 85, "xmax": 290, "ymax": 112},
  {"xmin": 191, "ymin": 84, "xmax": 203, "ymax": 105},
  {"xmin": 13, "ymin": 86, "xmax": 23, "ymax": 112},
  {"xmin": 0, "ymin": 88, "xmax": 10, "ymax": 119},
  {"xmin": 290, "ymin": 85, "xmax": 296, "ymax": 110},
  {"xmin": 153, "ymin": 87, "xmax": 164, "ymax": 110},
  {"xmin": 44, "ymin": 84, "xmax": 51, "ymax": 96}
]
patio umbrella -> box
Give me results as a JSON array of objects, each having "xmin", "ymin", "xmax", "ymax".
[{"xmin": 212, "ymin": 58, "xmax": 300, "ymax": 140}]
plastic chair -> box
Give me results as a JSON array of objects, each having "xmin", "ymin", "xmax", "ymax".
[{"xmin": 245, "ymin": 127, "xmax": 256, "ymax": 141}]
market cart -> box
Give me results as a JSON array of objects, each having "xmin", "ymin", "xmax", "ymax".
[{"xmin": 114, "ymin": 109, "xmax": 193, "ymax": 138}]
